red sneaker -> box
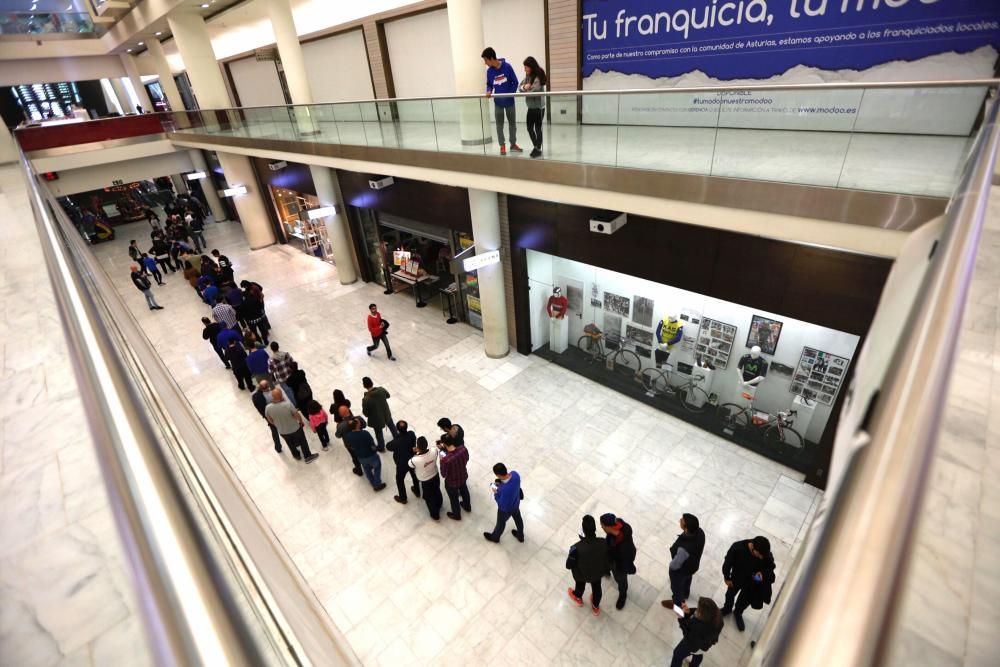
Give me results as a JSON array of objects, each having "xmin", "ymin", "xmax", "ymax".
[
  {"xmin": 510, "ymin": 143, "xmax": 524, "ymax": 153},
  {"xmin": 567, "ymin": 588, "xmax": 583, "ymax": 607},
  {"xmin": 499, "ymin": 144, "xmax": 507, "ymax": 155}
]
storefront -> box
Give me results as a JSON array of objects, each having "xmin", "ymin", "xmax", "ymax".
[
  {"xmin": 508, "ymin": 196, "xmax": 893, "ymax": 488},
  {"xmin": 338, "ymin": 172, "xmax": 483, "ymax": 329}
]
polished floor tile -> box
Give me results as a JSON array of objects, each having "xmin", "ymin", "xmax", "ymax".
[{"xmin": 88, "ymin": 212, "xmax": 820, "ymax": 664}]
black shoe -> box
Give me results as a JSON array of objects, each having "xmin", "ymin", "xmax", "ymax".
[
  {"xmin": 483, "ymin": 532, "xmax": 500, "ymax": 543},
  {"xmin": 376, "ymin": 446, "xmax": 385, "ymax": 452},
  {"xmin": 394, "ymin": 496, "xmax": 407, "ymax": 504},
  {"xmin": 734, "ymin": 613, "xmax": 745, "ymax": 632},
  {"xmin": 616, "ymin": 598, "xmax": 626, "ymax": 610},
  {"xmin": 462, "ymin": 505, "xmax": 472, "ymax": 513},
  {"xmin": 447, "ymin": 512, "xmax": 461, "ymax": 521},
  {"xmin": 389, "ymin": 356, "xmax": 397, "ymax": 361},
  {"xmin": 431, "ymin": 515, "xmax": 440, "ymax": 521},
  {"xmin": 293, "ymin": 455, "xmax": 303, "ymax": 461},
  {"xmin": 304, "ymin": 454, "xmax": 319, "ymax": 464},
  {"xmin": 366, "ymin": 348, "xmax": 372, "ymax": 356},
  {"xmin": 720, "ymin": 608, "xmax": 732, "ymax": 617},
  {"xmin": 512, "ymin": 530, "xmax": 525, "ymax": 543},
  {"xmin": 223, "ymin": 365, "xmax": 231, "ymax": 369},
  {"xmin": 275, "ymin": 448, "xmax": 282, "ymax": 454},
  {"xmin": 530, "ymin": 148, "xmax": 541, "ymax": 158},
  {"xmin": 352, "ymin": 467, "xmax": 363, "ymax": 476},
  {"xmin": 373, "ymin": 483, "xmax": 387, "ymax": 491},
  {"xmin": 153, "ymin": 306, "xmax": 164, "ymax": 310}
]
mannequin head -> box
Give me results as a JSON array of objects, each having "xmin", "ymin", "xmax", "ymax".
[
  {"xmin": 553, "ymin": 286, "xmax": 562, "ymax": 296},
  {"xmin": 668, "ymin": 313, "xmax": 678, "ymax": 322},
  {"xmin": 750, "ymin": 345, "xmax": 762, "ymax": 359}
]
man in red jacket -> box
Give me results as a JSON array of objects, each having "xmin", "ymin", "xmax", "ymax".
[{"xmin": 365, "ymin": 303, "xmax": 396, "ymax": 360}]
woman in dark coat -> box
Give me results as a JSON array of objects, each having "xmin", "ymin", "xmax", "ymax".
[
  {"xmin": 670, "ymin": 597, "xmax": 723, "ymax": 667},
  {"xmin": 566, "ymin": 515, "xmax": 611, "ymax": 616},
  {"xmin": 330, "ymin": 389, "xmax": 351, "ymax": 422}
]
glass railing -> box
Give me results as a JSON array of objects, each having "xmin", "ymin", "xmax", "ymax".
[
  {"xmin": 165, "ymin": 80, "xmax": 997, "ymax": 197},
  {"xmin": 0, "ymin": 12, "xmax": 96, "ymax": 35}
]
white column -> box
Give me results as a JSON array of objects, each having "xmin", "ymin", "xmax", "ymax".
[
  {"xmin": 267, "ymin": 0, "xmax": 356, "ymax": 281},
  {"xmin": 147, "ymin": 39, "xmax": 185, "ymax": 111},
  {"xmin": 216, "ymin": 152, "xmax": 276, "ymax": 250},
  {"xmin": 167, "ymin": 12, "xmax": 230, "ymax": 109},
  {"xmin": 309, "ymin": 167, "xmax": 357, "ymax": 284},
  {"xmin": 170, "ymin": 174, "xmax": 189, "ymax": 194},
  {"xmin": 107, "ymin": 78, "xmax": 131, "ymax": 114},
  {"xmin": 188, "ymin": 149, "xmax": 227, "ymax": 221},
  {"xmin": 120, "ymin": 53, "xmax": 153, "ymax": 112},
  {"xmin": 468, "ymin": 189, "xmax": 509, "ymax": 358},
  {"xmin": 0, "ymin": 121, "xmax": 16, "ymax": 164},
  {"xmin": 447, "ymin": 0, "xmax": 490, "ymax": 145}
]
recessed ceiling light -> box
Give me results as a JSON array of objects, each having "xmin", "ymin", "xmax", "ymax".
[
  {"xmin": 200, "ymin": 3, "xmax": 209, "ymax": 7},
  {"xmin": 127, "ymin": 48, "xmax": 133, "ymax": 52},
  {"xmin": 137, "ymin": 41, "xmax": 144, "ymax": 45},
  {"xmin": 155, "ymin": 31, "xmax": 162, "ymax": 36}
]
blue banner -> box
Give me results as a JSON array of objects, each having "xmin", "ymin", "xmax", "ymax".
[{"xmin": 581, "ymin": 0, "xmax": 1000, "ymax": 80}]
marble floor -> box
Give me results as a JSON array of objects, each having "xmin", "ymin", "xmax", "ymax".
[
  {"xmin": 889, "ymin": 184, "xmax": 1000, "ymax": 667},
  {"xmin": 88, "ymin": 215, "xmax": 822, "ymax": 666},
  {"xmin": 176, "ymin": 118, "xmax": 970, "ymax": 198},
  {"xmin": 0, "ymin": 164, "xmax": 151, "ymax": 666}
]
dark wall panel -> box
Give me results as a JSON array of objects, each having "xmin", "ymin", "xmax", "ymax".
[{"xmin": 337, "ymin": 171, "xmax": 472, "ymax": 232}]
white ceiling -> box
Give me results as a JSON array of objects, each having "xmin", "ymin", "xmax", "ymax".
[{"xmin": 151, "ymin": 0, "xmax": 417, "ymax": 70}]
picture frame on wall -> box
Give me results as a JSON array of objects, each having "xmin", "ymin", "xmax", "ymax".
[
  {"xmin": 603, "ymin": 292, "xmax": 631, "ymax": 317},
  {"xmin": 790, "ymin": 346, "xmax": 851, "ymax": 406},
  {"xmin": 697, "ymin": 317, "xmax": 737, "ymax": 369},
  {"xmin": 747, "ymin": 314, "xmax": 783, "ymax": 356},
  {"xmin": 632, "ymin": 295, "xmax": 654, "ymax": 327}
]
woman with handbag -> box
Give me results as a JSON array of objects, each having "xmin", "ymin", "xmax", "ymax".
[
  {"xmin": 566, "ymin": 515, "xmax": 611, "ymax": 616},
  {"xmin": 670, "ymin": 597, "xmax": 724, "ymax": 667}
]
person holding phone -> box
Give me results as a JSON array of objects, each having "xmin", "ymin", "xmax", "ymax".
[
  {"xmin": 484, "ymin": 463, "xmax": 523, "ymax": 543},
  {"xmin": 519, "ymin": 56, "xmax": 547, "ymax": 158},
  {"xmin": 720, "ymin": 536, "xmax": 776, "ymax": 631},
  {"xmin": 670, "ymin": 597, "xmax": 723, "ymax": 667}
]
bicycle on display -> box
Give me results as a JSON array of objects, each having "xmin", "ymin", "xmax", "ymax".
[
  {"xmin": 576, "ymin": 325, "xmax": 642, "ymax": 378},
  {"xmin": 639, "ymin": 365, "xmax": 712, "ymax": 414},
  {"xmin": 717, "ymin": 391, "xmax": 803, "ymax": 450}
]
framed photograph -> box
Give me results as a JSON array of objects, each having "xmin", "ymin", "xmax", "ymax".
[
  {"xmin": 632, "ymin": 296, "xmax": 654, "ymax": 327},
  {"xmin": 625, "ymin": 324, "xmax": 654, "ymax": 348},
  {"xmin": 790, "ymin": 382, "xmax": 803, "ymax": 394},
  {"xmin": 698, "ymin": 317, "xmax": 738, "ymax": 370},
  {"xmin": 603, "ymin": 292, "xmax": 631, "ymax": 317},
  {"xmin": 565, "ymin": 283, "xmax": 583, "ymax": 312},
  {"xmin": 819, "ymin": 392, "xmax": 835, "ymax": 405},
  {"xmin": 747, "ymin": 315, "xmax": 783, "ymax": 356},
  {"xmin": 828, "ymin": 367, "xmax": 844, "ymax": 377},
  {"xmin": 790, "ymin": 346, "xmax": 852, "ymax": 404},
  {"xmin": 603, "ymin": 312, "xmax": 623, "ymax": 344}
]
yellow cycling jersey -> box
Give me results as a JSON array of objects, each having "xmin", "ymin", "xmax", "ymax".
[{"xmin": 658, "ymin": 318, "xmax": 683, "ymax": 346}]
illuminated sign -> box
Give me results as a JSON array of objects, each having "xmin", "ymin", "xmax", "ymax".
[
  {"xmin": 306, "ymin": 206, "xmax": 337, "ymax": 220},
  {"xmin": 219, "ymin": 185, "xmax": 248, "ymax": 197},
  {"xmin": 186, "ymin": 171, "xmax": 206, "ymax": 180},
  {"xmin": 462, "ymin": 250, "xmax": 500, "ymax": 272}
]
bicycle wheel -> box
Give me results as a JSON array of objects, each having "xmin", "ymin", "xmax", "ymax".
[
  {"xmin": 717, "ymin": 403, "xmax": 749, "ymax": 432},
  {"xmin": 764, "ymin": 425, "xmax": 803, "ymax": 450},
  {"xmin": 612, "ymin": 349, "xmax": 642, "ymax": 378},
  {"xmin": 678, "ymin": 385, "xmax": 711, "ymax": 413},
  {"xmin": 576, "ymin": 335, "xmax": 601, "ymax": 361},
  {"xmin": 640, "ymin": 367, "xmax": 670, "ymax": 394}
]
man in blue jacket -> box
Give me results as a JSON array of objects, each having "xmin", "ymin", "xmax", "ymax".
[
  {"xmin": 484, "ymin": 462, "xmax": 524, "ymax": 543},
  {"xmin": 482, "ymin": 47, "xmax": 521, "ymax": 156}
]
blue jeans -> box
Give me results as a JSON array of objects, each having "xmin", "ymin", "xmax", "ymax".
[
  {"xmin": 142, "ymin": 289, "xmax": 160, "ymax": 309},
  {"xmin": 489, "ymin": 507, "xmax": 523, "ymax": 540},
  {"xmin": 359, "ymin": 454, "xmax": 382, "ymax": 487}
]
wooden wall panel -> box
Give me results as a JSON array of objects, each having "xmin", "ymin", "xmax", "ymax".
[
  {"xmin": 546, "ymin": 0, "xmax": 580, "ymax": 91},
  {"xmin": 337, "ymin": 171, "xmax": 472, "ymax": 232}
]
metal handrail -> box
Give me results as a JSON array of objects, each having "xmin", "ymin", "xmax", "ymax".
[
  {"xmin": 17, "ymin": 150, "xmax": 266, "ymax": 665},
  {"xmin": 10, "ymin": 78, "xmax": 996, "ymax": 131},
  {"xmin": 758, "ymin": 92, "xmax": 1000, "ymax": 665}
]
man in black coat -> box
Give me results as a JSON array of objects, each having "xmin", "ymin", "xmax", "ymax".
[
  {"xmin": 225, "ymin": 338, "xmax": 252, "ymax": 391},
  {"xmin": 567, "ymin": 515, "xmax": 611, "ymax": 615},
  {"xmin": 201, "ymin": 316, "xmax": 228, "ymax": 368},
  {"xmin": 600, "ymin": 513, "xmax": 637, "ymax": 610},
  {"xmin": 664, "ymin": 513, "xmax": 706, "ymax": 607},
  {"xmin": 721, "ymin": 536, "xmax": 776, "ymax": 631},
  {"xmin": 386, "ymin": 421, "xmax": 419, "ymax": 504},
  {"xmin": 251, "ymin": 380, "xmax": 281, "ymax": 453}
]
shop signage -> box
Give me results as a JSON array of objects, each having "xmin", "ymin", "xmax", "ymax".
[
  {"xmin": 219, "ymin": 185, "xmax": 248, "ymax": 197},
  {"xmin": 462, "ymin": 250, "xmax": 501, "ymax": 272},
  {"xmin": 186, "ymin": 171, "xmax": 206, "ymax": 180},
  {"xmin": 306, "ymin": 206, "xmax": 337, "ymax": 220},
  {"xmin": 581, "ymin": 0, "xmax": 1000, "ymax": 82},
  {"xmin": 268, "ymin": 161, "xmax": 288, "ymax": 171}
]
